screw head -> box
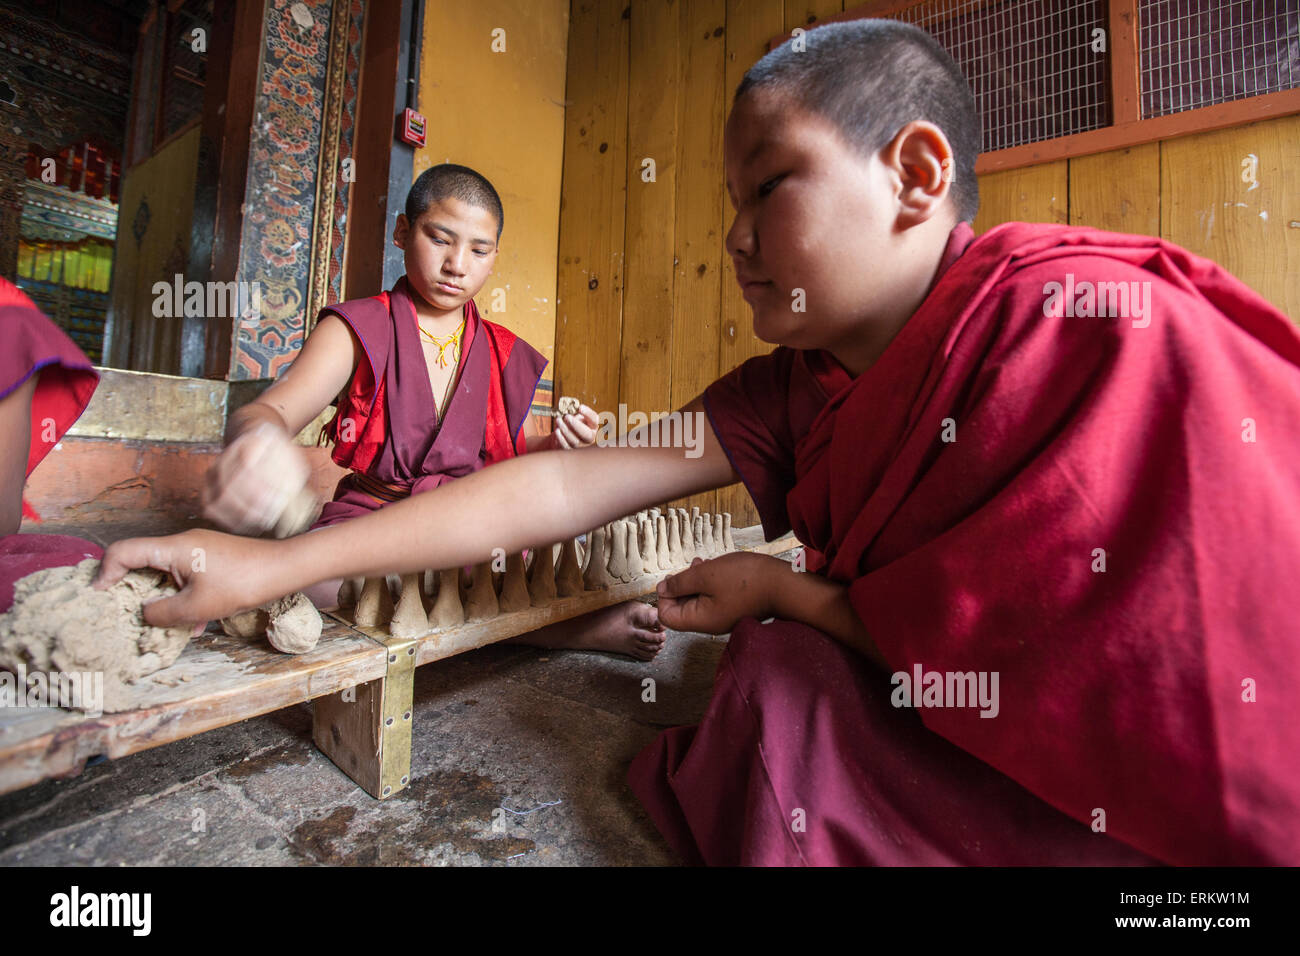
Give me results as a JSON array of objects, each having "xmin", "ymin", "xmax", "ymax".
[
  {"xmin": 385, "ymin": 717, "xmax": 394, "ymax": 726},
  {"xmin": 403, "ymin": 710, "xmax": 411, "ymax": 720}
]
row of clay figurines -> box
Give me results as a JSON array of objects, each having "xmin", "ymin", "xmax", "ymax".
[
  {"xmin": 221, "ymin": 506, "xmax": 735, "ymax": 652},
  {"xmin": 339, "ymin": 506, "xmax": 737, "ymax": 639}
]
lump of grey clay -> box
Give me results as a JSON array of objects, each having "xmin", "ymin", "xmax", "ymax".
[
  {"xmin": 557, "ymin": 396, "xmax": 580, "ymax": 417},
  {"xmin": 0, "ymin": 558, "xmax": 191, "ymax": 713},
  {"xmin": 264, "ymin": 592, "xmax": 322, "ymax": 654}
]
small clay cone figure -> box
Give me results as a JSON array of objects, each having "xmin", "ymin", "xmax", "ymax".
[
  {"xmin": 692, "ymin": 515, "xmax": 706, "ymax": 559},
  {"xmin": 702, "ymin": 513, "xmax": 716, "ymax": 557},
  {"xmin": 556, "ymin": 539, "xmax": 584, "ymax": 597},
  {"xmin": 529, "ymin": 543, "xmax": 558, "ymax": 606},
  {"xmin": 640, "ymin": 517, "xmax": 659, "ymax": 572},
  {"xmin": 625, "ymin": 518, "xmax": 645, "ymax": 580},
  {"xmin": 681, "ymin": 512, "xmax": 697, "ymax": 563},
  {"xmin": 713, "ymin": 514, "xmax": 725, "ymax": 554},
  {"xmin": 608, "ymin": 520, "xmax": 630, "ymax": 582},
  {"xmin": 583, "ymin": 526, "xmax": 614, "ymax": 590},
  {"xmin": 265, "ymin": 592, "xmax": 323, "ymax": 654},
  {"xmin": 336, "ymin": 577, "xmax": 360, "ymax": 609},
  {"xmin": 427, "ymin": 567, "xmax": 465, "ymax": 630},
  {"xmin": 723, "ymin": 512, "xmax": 735, "ymax": 551},
  {"xmin": 655, "ymin": 515, "xmax": 671, "ymax": 570},
  {"xmin": 390, "ymin": 572, "xmax": 428, "ymax": 638},
  {"xmin": 667, "ymin": 511, "xmax": 685, "ymax": 567},
  {"xmin": 354, "ymin": 576, "xmax": 394, "ymax": 627},
  {"xmin": 691, "ymin": 506, "xmax": 701, "ymax": 529},
  {"xmin": 498, "ymin": 550, "xmax": 531, "ymax": 613},
  {"xmin": 463, "ymin": 560, "xmax": 499, "ymax": 621}
]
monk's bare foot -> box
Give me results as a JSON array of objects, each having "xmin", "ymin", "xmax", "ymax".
[{"xmin": 510, "ymin": 601, "xmax": 666, "ymax": 661}]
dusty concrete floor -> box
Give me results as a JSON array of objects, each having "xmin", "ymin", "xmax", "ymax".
[{"xmin": 0, "ymin": 616, "xmax": 724, "ymax": 866}]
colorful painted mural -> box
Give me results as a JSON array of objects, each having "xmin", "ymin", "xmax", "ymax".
[{"xmin": 234, "ymin": 0, "xmax": 364, "ymax": 381}]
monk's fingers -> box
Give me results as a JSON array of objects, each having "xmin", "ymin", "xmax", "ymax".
[
  {"xmin": 94, "ymin": 537, "xmax": 179, "ymax": 589},
  {"xmin": 658, "ymin": 593, "xmax": 715, "ymax": 633},
  {"xmin": 656, "ymin": 564, "xmax": 705, "ymax": 599},
  {"xmin": 555, "ymin": 415, "xmax": 585, "ymax": 447},
  {"xmin": 564, "ymin": 414, "xmax": 597, "ymax": 446},
  {"xmin": 140, "ymin": 591, "xmax": 206, "ymax": 629},
  {"xmin": 577, "ymin": 404, "xmax": 599, "ymax": 428}
]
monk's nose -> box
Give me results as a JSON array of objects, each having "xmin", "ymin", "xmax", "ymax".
[{"xmin": 725, "ymin": 211, "xmax": 756, "ymax": 260}]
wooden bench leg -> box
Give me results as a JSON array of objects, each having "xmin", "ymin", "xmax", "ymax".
[{"xmin": 312, "ymin": 634, "xmax": 417, "ymax": 799}]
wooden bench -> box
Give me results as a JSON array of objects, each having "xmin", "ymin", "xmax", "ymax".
[{"xmin": 0, "ymin": 526, "xmax": 796, "ymax": 799}]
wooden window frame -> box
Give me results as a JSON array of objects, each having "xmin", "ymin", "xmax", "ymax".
[{"xmin": 769, "ymin": 0, "xmax": 1300, "ymax": 173}]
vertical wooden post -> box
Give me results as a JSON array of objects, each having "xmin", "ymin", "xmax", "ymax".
[
  {"xmin": 1108, "ymin": 0, "xmax": 1142, "ymax": 126},
  {"xmin": 312, "ymin": 633, "xmax": 416, "ymax": 799}
]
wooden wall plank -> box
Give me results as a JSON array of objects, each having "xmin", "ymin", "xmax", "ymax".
[
  {"xmin": 973, "ymin": 161, "xmax": 1068, "ymax": 233},
  {"xmin": 1161, "ymin": 115, "xmax": 1300, "ymax": 322},
  {"xmin": 553, "ymin": 0, "xmax": 631, "ymax": 413},
  {"xmin": 1069, "ymin": 143, "xmax": 1160, "ymax": 236},
  {"xmin": 667, "ymin": 0, "xmax": 728, "ymax": 516},
  {"xmin": 715, "ymin": 0, "xmax": 785, "ymax": 530},
  {"xmin": 784, "ymin": 0, "xmax": 845, "ymax": 32},
  {"xmin": 620, "ymin": 0, "xmax": 680, "ymax": 431}
]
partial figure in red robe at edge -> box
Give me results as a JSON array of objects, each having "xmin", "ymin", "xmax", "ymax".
[{"xmin": 0, "ymin": 277, "xmax": 101, "ymax": 611}]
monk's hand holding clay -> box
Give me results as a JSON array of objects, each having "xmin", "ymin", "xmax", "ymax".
[
  {"xmin": 93, "ymin": 528, "xmax": 284, "ymax": 629},
  {"xmin": 550, "ymin": 403, "xmax": 599, "ymax": 450},
  {"xmin": 203, "ymin": 422, "xmax": 310, "ymax": 535},
  {"xmin": 655, "ymin": 552, "xmax": 783, "ymax": 635}
]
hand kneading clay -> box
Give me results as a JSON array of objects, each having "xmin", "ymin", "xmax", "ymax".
[
  {"xmin": 0, "ymin": 558, "xmax": 191, "ymax": 712},
  {"xmin": 264, "ymin": 592, "xmax": 323, "ymax": 654}
]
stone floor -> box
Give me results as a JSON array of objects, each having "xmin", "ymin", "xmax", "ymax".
[{"xmin": 0, "ymin": 611, "xmax": 724, "ymax": 867}]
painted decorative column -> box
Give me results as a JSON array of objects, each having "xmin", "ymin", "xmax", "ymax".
[{"xmin": 228, "ymin": 0, "xmax": 364, "ymax": 380}]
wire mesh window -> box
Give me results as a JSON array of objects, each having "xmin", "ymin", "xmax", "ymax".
[
  {"xmin": 888, "ymin": 0, "xmax": 1110, "ymax": 152},
  {"xmin": 1140, "ymin": 0, "xmax": 1300, "ymax": 118}
]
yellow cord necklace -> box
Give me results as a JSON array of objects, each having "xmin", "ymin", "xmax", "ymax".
[{"xmin": 419, "ymin": 319, "xmax": 465, "ymax": 369}]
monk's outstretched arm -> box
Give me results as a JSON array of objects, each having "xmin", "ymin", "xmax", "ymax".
[{"xmin": 96, "ymin": 398, "xmax": 736, "ymax": 626}]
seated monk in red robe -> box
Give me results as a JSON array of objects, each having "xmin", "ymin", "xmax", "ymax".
[
  {"xmin": 0, "ymin": 277, "xmax": 103, "ymax": 611},
  {"xmin": 98, "ymin": 20, "xmax": 1300, "ymax": 865},
  {"xmin": 201, "ymin": 164, "xmax": 663, "ymax": 659}
]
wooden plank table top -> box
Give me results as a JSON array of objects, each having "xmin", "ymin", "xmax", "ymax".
[{"xmin": 0, "ymin": 619, "xmax": 385, "ymax": 796}]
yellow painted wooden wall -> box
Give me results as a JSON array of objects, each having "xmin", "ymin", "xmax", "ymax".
[
  {"xmin": 975, "ymin": 114, "xmax": 1300, "ymax": 323},
  {"xmin": 106, "ymin": 126, "xmax": 201, "ymax": 375},
  {"xmin": 556, "ymin": 0, "xmax": 846, "ymax": 526},
  {"xmin": 416, "ymin": 0, "xmax": 571, "ymax": 367}
]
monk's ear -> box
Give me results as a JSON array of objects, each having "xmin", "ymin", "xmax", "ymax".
[
  {"xmin": 393, "ymin": 214, "xmax": 410, "ymax": 249},
  {"xmin": 886, "ymin": 121, "xmax": 955, "ymax": 229}
]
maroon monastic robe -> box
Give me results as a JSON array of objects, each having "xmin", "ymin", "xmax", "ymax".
[
  {"xmin": 312, "ymin": 277, "xmax": 547, "ymax": 527},
  {"xmin": 0, "ymin": 278, "xmax": 101, "ymax": 611},
  {"xmin": 629, "ymin": 221, "xmax": 1300, "ymax": 866}
]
